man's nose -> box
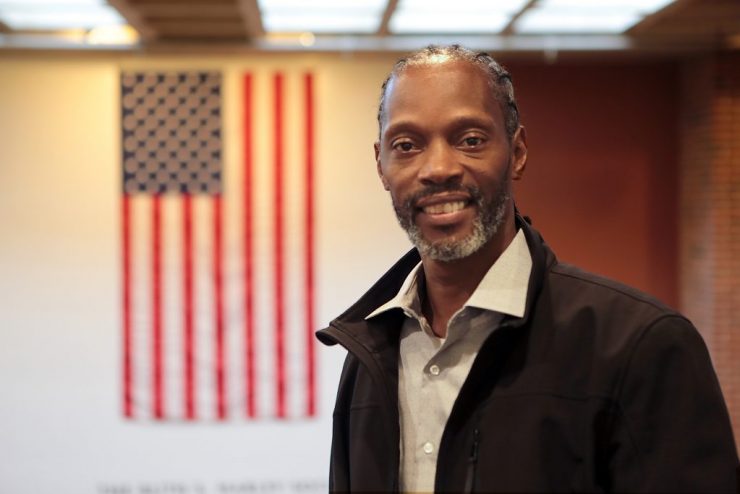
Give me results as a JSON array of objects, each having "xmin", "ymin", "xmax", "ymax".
[{"xmin": 418, "ymin": 140, "xmax": 463, "ymax": 185}]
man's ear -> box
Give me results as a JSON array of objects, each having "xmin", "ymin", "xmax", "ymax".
[
  {"xmin": 510, "ymin": 126, "xmax": 528, "ymax": 181},
  {"xmin": 375, "ymin": 141, "xmax": 390, "ymax": 191}
]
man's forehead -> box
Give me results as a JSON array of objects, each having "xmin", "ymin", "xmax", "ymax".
[
  {"xmin": 393, "ymin": 59, "xmax": 485, "ymax": 84},
  {"xmin": 386, "ymin": 61, "xmax": 488, "ymax": 106},
  {"xmin": 415, "ymin": 52, "xmax": 454, "ymax": 65},
  {"xmin": 384, "ymin": 61, "xmax": 495, "ymax": 117}
]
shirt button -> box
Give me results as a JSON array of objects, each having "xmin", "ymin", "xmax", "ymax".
[
  {"xmin": 429, "ymin": 364, "xmax": 440, "ymax": 376},
  {"xmin": 423, "ymin": 442, "xmax": 434, "ymax": 454}
]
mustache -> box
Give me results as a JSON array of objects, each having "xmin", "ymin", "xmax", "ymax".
[{"xmin": 403, "ymin": 183, "xmax": 482, "ymax": 209}]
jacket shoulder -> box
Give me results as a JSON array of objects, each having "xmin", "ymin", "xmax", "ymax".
[
  {"xmin": 548, "ymin": 261, "xmax": 683, "ymax": 322},
  {"xmin": 538, "ymin": 261, "xmax": 696, "ymax": 370}
]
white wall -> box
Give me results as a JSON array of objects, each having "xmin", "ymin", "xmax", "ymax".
[{"xmin": 0, "ymin": 52, "xmax": 411, "ymax": 494}]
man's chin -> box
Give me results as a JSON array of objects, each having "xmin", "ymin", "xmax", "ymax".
[
  {"xmin": 413, "ymin": 231, "xmax": 488, "ymax": 262},
  {"xmin": 414, "ymin": 216, "xmax": 477, "ymax": 242},
  {"xmin": 420, "ymin": 230, "xmax": 472, "ymax": 249}
]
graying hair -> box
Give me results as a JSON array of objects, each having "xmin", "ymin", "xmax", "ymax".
[{"xmin": 377, "ymin": 44, "xmax": 520, "ymax": 140}]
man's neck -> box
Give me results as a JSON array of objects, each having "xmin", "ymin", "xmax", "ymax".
[{"xmin": 420, "ymin": 217, "xmax": 517, "ymax": 338}]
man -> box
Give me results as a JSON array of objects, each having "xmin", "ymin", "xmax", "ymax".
[{"xmin": 317, "ymin": 45, "xmax": 738, "ymax": 493}]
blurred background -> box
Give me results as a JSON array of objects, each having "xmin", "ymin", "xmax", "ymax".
[{"xmin": 1, "ymin": 1, "xmax": 738, "ymax": 492}]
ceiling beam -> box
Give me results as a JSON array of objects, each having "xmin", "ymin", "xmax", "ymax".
[
  {"xmin": 627, "ymin": 0, "xmax": 694, "ymax": 35},
  {"xmin": 0, "ymin": 33, "xmax": 719, "ymax": 56},
  {"xmin": 501, "ymin": 0, "xmax": 539, "ymax": 35},
  {"xmin": 152, "ymin": 20, "xmax": 247, "ymax": 37},
  {"xmin": 238, "ymin": 0, "xmax": 264, "ymax": 38},
  {"xmin": 252, "ymin": 33, "xmax": 706, "ymax": 53},
  {"xmin": 378, "ymin": 0, "xmax": 399, "ymax": 35},
  {"xmin": 107, "ymin": 0, "xmax": 158, "ymax": 41},
  {"xmin": 135, "ymin": 3, "xmax": 240, "ymax": 18}
]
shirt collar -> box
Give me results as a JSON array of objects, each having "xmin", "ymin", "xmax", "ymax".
[
  {"xmin": 365, "ymin": 261, "xmax": 424, "ymax": 319},
  {"xmin": 365, "ymin": 228, "xmax": 532, "ymax": 320}
]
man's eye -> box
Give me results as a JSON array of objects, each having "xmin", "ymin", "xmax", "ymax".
[
  {"xmin": 461, "ymin": 136, "xmax": 484, "ymax": 148},
  {"xmin": 393, "ymin": 141, "xmax": 415, "ymax": 152}
]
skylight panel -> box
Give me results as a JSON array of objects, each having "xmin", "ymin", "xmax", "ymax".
[
  {"xmin": 514, "ymin": 0, "xmax": 677, "ymax": 34},
  {"xmin": 515, "ymin": 10, "xmax": 641, "ymax": 33},
  {"xmin": 389, "ymin": 11, "xmax": 511, "ymax": 33},
  {"xmin": 0, "ymin": 2, "xmax": 125, "ymax": 30},
  {"xmin": 396, "ymin": 0, "xmax": 529, "ymax": 14},
  {"xmin": 389, "ymin": 0, "xmax": 529, "ymax": 33},
  {"xmin": 0, "ymin": 0, "xmax": 102, "ymax": 5},
  {"xmin": 258, "ymin": 0, "xmax": 386, "ymax": 33},
  {"xmin": 538, "ymin": 0, "xmax": 675, "ymax": 15},
  {"xmin": 259, "ymin": 0, "xmax": 386, "ymax": 8},
  {"xmin": 262, "ymin": 12, "xmax": 382, "ymax": 33}
]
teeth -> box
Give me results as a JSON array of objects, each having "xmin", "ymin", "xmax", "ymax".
[{"xmin": 423, "ymin": 201, "xmax": 466, "ymax": 215}]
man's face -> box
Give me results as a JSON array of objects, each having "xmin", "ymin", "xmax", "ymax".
[{"xmin": 375, "ymin": 60, "xmax": 527, "ymax": 261}]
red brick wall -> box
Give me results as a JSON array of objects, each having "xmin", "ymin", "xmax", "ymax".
[
  {"xmin": 680, "ymin": 52, "xmax": 740, "ymax": 449},
  {"xmin": 510, "ymin": 62, "xmax": 680, "ymax": 307}
]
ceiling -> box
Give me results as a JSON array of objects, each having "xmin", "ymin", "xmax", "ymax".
[{"xmin": 0, "ymin": 0, "xmax": 739, "ymax": 54}]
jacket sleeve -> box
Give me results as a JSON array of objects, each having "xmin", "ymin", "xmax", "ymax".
[
  {"xmin": 328, "ymin": 353, "xmax": 358, "ymax": 493},
  {"xmin": 608, "ymin": 315, "xmax": 739, "ymax": 493}
]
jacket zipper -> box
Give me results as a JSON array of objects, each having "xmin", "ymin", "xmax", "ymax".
[
  {"xmin": 464, "ymin": 428, "xmax": 480, "ymax": 493},
  {"xmin": 323, "ymin": 324, "xmax": 401, "ymax": 492}
]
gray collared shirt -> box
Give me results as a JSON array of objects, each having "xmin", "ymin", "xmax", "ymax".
[{"xmin": 366, "ymin": 229, "xmax": 532, "ymax": 493}]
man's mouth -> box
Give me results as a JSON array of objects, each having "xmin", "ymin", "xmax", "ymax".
[{"xmin": 422, "ymin": 201, "xmax": 467, "ymax": 215}]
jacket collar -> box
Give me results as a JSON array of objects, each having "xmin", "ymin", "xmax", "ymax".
[{"xmin": 317, "ymin": 213, "xmax": 555, "ymax": 349}]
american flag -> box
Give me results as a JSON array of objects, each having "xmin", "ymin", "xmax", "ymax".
[{"xmin": 120, "ymin": 70, "xmax": 316, "ymax": 421}]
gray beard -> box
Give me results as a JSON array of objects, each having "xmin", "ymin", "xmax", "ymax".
[{"xmin": 392, "ymin": 183, "xmax": 510, "ymax": 262}]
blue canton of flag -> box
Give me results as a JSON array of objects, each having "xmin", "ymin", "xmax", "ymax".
[{"xmin": 121, "ymin": 72, "xmax": 222, "ymax": 195}]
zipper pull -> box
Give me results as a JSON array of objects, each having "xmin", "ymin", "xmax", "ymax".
[{"xmin": 464, "ymin": 429, "xmax": 480, "ymax": 493}]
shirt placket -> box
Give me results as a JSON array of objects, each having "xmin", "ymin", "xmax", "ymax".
[{"xmin": 414, "ymin": 310, "xmax": 472, "ymax": 481}]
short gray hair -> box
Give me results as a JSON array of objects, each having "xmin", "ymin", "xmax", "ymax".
[{"xmin": 377, "ymin": 44, "xmax": 520, "ymax": 140}]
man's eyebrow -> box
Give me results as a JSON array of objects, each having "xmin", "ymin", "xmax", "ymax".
[
  {"xmin": 383, "ymin": 120, "xmax": 421, "ymax": 138},
  {"xmin": 444, "ymin": 115, "xmax": 497, "ymax": 132},
  {"xmin": 384, "ymin": 115, "xmax": 497, "ymax": 140}
]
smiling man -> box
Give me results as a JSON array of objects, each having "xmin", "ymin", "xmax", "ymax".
[{"xmin": 317, "ymin": 45, "xmax": 738, "ymax": 493}]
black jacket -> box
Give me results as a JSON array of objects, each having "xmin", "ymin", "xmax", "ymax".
[{"xmin": 317, "ymin": 216, "xmax": 739, "ymax": 493}]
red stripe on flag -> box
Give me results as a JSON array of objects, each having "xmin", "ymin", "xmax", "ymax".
[
  {"xmin": 304, "ymin": 73, "xmax": 317, "ymax": 417},
  {"xmin": 214, "ymin": 195, "xmax": 227, "ymax": 420},
  {"xmin": 243, "ymin": 73, "xmax": 257, "ymax": 418},
  {"xmin": 152, "ymin": 195, "xmax": 164, "ymax": 419},
  {"xmin": 274, "ymin": 73, "xmax": 286, "ymax": 418},
  {"xmin": 122, "ymin": 195, "xmax": 134, "ymax": 418},
  {"xmin": 183, "ymin": 194, "xmax": 196, "ymax": 420}
]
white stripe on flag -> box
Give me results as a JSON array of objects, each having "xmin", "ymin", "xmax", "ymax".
[
  {"xmin": 252, "ymin": 70, "xmax": 276, "ymax": 418},
  {"xmin": 130, "ymin": 195, "xmax": 152, "ymax": 418},
  {"xmin": 284, "ymin": 71, "xmax": 310, "ymax": 418},
  {"xmin": 192, "ymin": 195, "xmax": 216, "ymax": 420},
  {"xmin": 162, "ymin": 195, "xmax": 184, "ymax": 419}
]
